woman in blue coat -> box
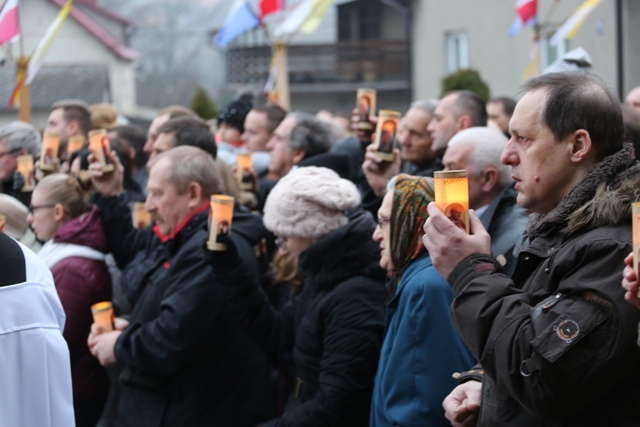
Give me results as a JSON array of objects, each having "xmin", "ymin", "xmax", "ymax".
[{"xmin": 370, "ymin": 174, "xmax": 475, "ymax": 426}]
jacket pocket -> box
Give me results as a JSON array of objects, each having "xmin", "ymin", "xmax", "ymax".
[{"xmin": 529, "ymin": 293, "xmax": 611, "ymax": 364}]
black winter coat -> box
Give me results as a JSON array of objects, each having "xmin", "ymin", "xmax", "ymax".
[
  {"xmin": 449, "ymin": 145, "xmax": 640, "ymax": 426},
  {"xmin": 96, "ymin": 194, "xmax": 271, "ymax": 427},
  {"xmin": 216, "ymin": 209, "xmax": 388, "ymax": 427}
]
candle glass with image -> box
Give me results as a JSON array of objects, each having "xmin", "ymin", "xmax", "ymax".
[
  {"xmin": 132, "ymin": 202, "xmax": 152, "ymax": 230},
  {"xmin": 39, "ymin": 133, "xmax": 60, "ymax": 171},
  {"xmin": 374, "ymin": 110, "xmax": 400, "ymax": 162},
  {"xmin": 236, "ymin": 152, "xmax": 254, "ymax": 191},
  {"xmin": 89, "ymin": 129, "xmax": 115, "ymax": 172},
  {"xmin": 434, "ymin": 170, "xmax": 469, "ymax": 234},
  {"xmin": 16, "ymin": 154, "xmax": 36, "ymax": 192},
  {"xmin": 633, "ymin": 203, "xmax": 640, "ymax": 297},
  {"xmin": 207, "ymin": 195, "xmax": 234, "ymax": 251},
  {"xmin": 91, "ymin": 301, "xmax": 114, "ymax": 332},
  {"xmin": 356, "ymin": 88, "xmax": 376, "ymax": 130}
]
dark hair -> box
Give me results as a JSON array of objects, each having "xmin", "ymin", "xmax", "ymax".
[
  {"xmin": 489, "ymin": 96, "xmax": 517, "ymax": 116},
  {"xmin": 522, "ymin": 72, "xmax": 623, "ymax": 160},
  {"xmin": 252, "ymin": 104, "xmax": 287, "ymax": 134},
  {"xmin": 448, "ymin": 90, "xmax": 487, "ymax": 127},
  {"xmin": 157, "ymin": 116, "xmax": 216, "ymax": 159},
  {"xmin": 109, "ymin": 125, "xmax": 148, "ymax": 169},
  {"xmin": 288, "ymin": 114, "xmax": 333, "ymax": 158},
  {"xmin": 622, "ymin": 105, "xmax": 640, "ymax": 160},
  {"xmin": 51, "ymin": 99, "xmax": 92, "ymax": 137}
]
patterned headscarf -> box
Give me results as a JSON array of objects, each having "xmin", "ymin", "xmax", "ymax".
[{"xmin": 390, "ymin": 174, "xmax": 435, "ymax": 278}]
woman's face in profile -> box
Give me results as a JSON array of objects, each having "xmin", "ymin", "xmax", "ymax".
[{"xmin": 27, "ymin": 188, "xmax": 60, "ymax": 242}]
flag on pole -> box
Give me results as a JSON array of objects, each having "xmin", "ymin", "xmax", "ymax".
[
  {"xmin": 260, "ymin": 0, "xmax": 282, "ymax": 19},
  {"xmin": 26, "ymin": 0, "xmax": 74, "ymax": 85},
  {"xmin": 516, "ymin": 0, "xmax": 537, "ymax": 24},
  {"xmin": 215, "ymin": 0, "xmax": 260, "ymax": 48},
  {"xmin": 0, "ymin": 0, "xmax": 20, "ymax": 45},
  {"xmin": 508, "ymin": 0, "xmax": 537, "ymax": 37},
  {"xmin": 273, "ymin": 0, "xmax": 334, "ymax": 39},
  {"xmin": 549, "ymin": 0, "xmax": 603, "ymax": 47}
]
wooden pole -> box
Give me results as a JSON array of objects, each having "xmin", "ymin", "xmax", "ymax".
[
  {"xmin": 17, "ymin": 55, "xmax": 31, "ymax": 123},
  {"xmin": 275, "ymin": 41, "xmax": 290, "ymax": 111}
]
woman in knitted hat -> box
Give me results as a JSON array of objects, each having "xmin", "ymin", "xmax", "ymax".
[
  {"xmin": 370, "ymin": 174, "xmax": 474, "ymax": 426},
  {"xmin": 212, "ymin": 166, "xmax": 387, "ymax": 426}
]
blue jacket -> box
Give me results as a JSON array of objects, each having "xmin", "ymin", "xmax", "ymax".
[{"xmin": 370, "ymin": 253, "xmax": 475, "ymax": 427}]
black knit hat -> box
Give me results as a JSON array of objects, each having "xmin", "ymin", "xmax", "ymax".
[{"xmin": 217, "ymin": 95, "xmax": 253, "ymax": 133}]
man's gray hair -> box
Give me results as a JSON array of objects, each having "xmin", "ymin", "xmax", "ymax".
[
  {"xmin": 410, "ymin": 99, "xmax": 438, "ymax": 116},
  {"xmin": 448, "ymin": 127, "xmax": 512, "ymax": 187},
  {"xmin": 287, "ymin": 112, "xmax": 333, "ymax": 157},
  {"xmin": 148, "ymin": 145, "xmax": 224, "ymax": 197},
  {"xmin": 0, "ymin": 121, "xmax": 41, "ymax": 157}
]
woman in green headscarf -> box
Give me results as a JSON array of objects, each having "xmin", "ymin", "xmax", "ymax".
[{"xmin": 370, "ymin": 174, "xmax": 475, "ymax": 426}]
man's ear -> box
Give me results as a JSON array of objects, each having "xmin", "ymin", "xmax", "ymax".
[
  {"xmin": 187, "ymin": 182, "xmax": 203, "ymax": 207},
  {"xmin": 291, "ymin": 149, "xmax": 305, "ymax": 165},
  {"xmin": 67, "ymin": 119, "xmax": 80, "ymax": 136},
  {"xmin": 569, "ymin": 129, "xmax": 592, "ymax": 163},
  {"xmin": 481, "ymin": 167, "xmax": 499, "ymax": 192}
]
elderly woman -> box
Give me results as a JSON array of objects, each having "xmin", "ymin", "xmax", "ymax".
[
  {"xmin": 212, "ymin": 166, "xmax": 388, "ymax": 426},
  {"xmin": 370, "ymin": 174, "xmax": 475, "ymax": 426},
  {"xmin": 27, "ymin": 173, "xmax": 111, "ymax": 427}
]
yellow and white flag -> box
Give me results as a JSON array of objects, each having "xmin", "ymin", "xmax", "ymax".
[
  {"xmin": 549, "ymin": 0, "xmax": 603, "ymax": 47},
  {"xmin": 26, "ymin": 0, "xmax": 74, "ymax": 85},
  {"xmin": 273, "ymin": 0, "xmax": 334, "ymax": 39}
]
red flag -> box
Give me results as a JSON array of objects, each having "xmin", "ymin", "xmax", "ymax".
[
  {"xmin": 260, "ymin": 0, "xmax": 282, "ymax": 19},
  {"xmin": 516, "ymin": 0, "xmax": 537, "ymax": 24},
  {"xmin": 0, "ymin": 0, "xmax": 20, "ymax": 45}
]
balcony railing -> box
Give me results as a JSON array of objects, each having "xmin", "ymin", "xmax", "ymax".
[{"xmin": 226, "ymin": 40, "xmax": 408, "ymax": 90}]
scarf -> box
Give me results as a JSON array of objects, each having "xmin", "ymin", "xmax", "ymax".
[{"xmin": 390, "ymin": 174, "xmax": 435, "ymax": 278}]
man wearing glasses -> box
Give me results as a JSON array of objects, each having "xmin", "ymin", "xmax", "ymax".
[{"xmin": 0, "ymin": 121, "xmax": 41, "ymax": 205}]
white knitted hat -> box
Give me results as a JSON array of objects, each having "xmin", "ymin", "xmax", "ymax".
[{"xmin": 263, "ymin": 166, "xmax": 361, "ymax": 239}]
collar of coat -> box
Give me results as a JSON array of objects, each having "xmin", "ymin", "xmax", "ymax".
[
  {"xmin": 527, "ymin": 143, "xmax": 640, "ymax": 240},
  {"xmin": 153, "ymin": 202, "xmax": 210, "ymax": 243}
]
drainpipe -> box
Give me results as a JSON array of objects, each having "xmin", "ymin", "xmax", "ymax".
[
  {"xmin": 615, "ymin": 0, "xmax": 624, "ymax": 100},
  {"xmin": 380, "ymin": 0, "xmax": 412, "ymax": 104}
]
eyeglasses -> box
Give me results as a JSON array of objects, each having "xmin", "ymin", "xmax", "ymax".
[
  {"xmin": 377, "ymin": 216, "xmax": 390, "ymax": 228},
  {"xmin": 28, "ymin": 204, "xmax": 56, "ymax": 214},
  {"xmin": 275, "ymin": 237, "xmax": 288, "ymax": 251},
  {"xmin": 0, "ymin": 147, "xmax": 22, "ymax": 158}
]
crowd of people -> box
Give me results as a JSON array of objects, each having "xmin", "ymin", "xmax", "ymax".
[{"xmin": 1, "ymin": 71, "xmax": 640, "ymax": 427}]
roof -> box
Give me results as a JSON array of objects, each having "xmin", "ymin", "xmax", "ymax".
[
  {"xmin": 49, "ymin": 0, "xmax": 140, "ymax": 61},
  {"xmin": 0, "ymin": 64, "xmax": 109, "ymax": 112}
]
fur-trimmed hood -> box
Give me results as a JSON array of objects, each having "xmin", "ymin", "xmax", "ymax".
[{"xmin": 528, "ymin": 143, "xmax": 640, "ymax": 239}]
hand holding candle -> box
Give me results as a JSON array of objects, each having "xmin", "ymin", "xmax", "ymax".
[
  {"xmin": 236, "ymin": 152, "xmax": 254, "ymax": 191},
  {"xmin": 89, "ymin": 129, "xmax": 115, "ymax": 172},
  {"xmin": 91, "ymin": 301, "xmax": 114, "ymax": 332},
  {"xmin": 207, "ymin": 195, "xmax": 235, "ymax": 251},
  {"xmin": 434, "ymin": 170, "xmax": 470, "ymax": 234},
  {"xmin": 39, "ymin": 133, "xmax": 60, "ymax": 172},
  {"xmin": 16, "ymin": 154, "xmax": 36, "ymax": 192},
  {"xmin": 356, "ymin": 88, "xmax": 376, "ymax": 130},
  {"xmin": 373, "ymin": 110, "xmax": 400, "ymax": 162}
]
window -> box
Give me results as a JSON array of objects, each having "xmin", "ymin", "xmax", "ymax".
[
  {"xmin": 541, "ymin": 35, "xmax": 569, "ymax": 68},
  {"xmin": 446, "ymin": 31, "xmax": 469, "ymax": 73}
]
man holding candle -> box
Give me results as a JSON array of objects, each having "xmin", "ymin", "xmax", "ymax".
[
  {"xmin": 423, "ymin": 73, "xmax": 640, "ymax": 426},
  {"xmin": 88, "ymin": 146, "xmax": 270, "ymax": 426},
  {"xmin": 0, "ymin": 121, "xmax": 41, "ymax": 205},
  {"xmin": 45, "ymin": 99, "xmax": 92, "ymax": 162}
]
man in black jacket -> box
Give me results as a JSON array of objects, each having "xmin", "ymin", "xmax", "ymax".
[
  {"xmin": 424, "ymin": 73, "xmax": 640, "ymax": 426},
  {"xmin": 88, "ymin": 146, "xmax": 270, "ymax": 426}
]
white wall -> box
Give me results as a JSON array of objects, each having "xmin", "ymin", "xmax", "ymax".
[{"xmin": 412, "ymin": 0, "xmax": 624, "ymax": 100}]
